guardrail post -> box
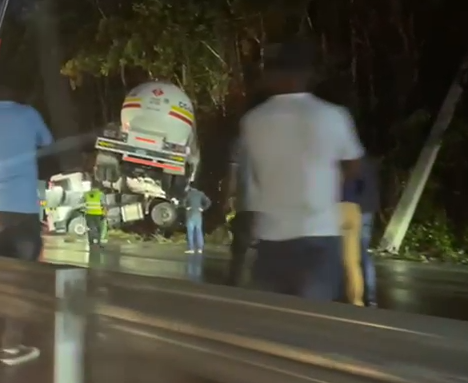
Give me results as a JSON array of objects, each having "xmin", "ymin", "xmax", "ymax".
[{"xmin": 54, "ymin": 268, "xmax": 87, "ymax": 383}]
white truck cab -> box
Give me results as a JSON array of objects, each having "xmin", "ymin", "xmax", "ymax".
[{"xmin": 45, "ymin": 172, "xmax": 91, "ymax": 235}]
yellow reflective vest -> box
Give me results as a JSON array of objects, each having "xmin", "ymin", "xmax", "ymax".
[
  {"xmin": 84, "ymin": 189, "xmax": 104, "ymax": 216},
  {"xmin": 226, "ymin": 211, "xmax": 235, "ymax": 223}
]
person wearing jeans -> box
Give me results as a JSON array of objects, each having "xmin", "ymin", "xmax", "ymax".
[
  {"xmin": 0, "ymin": 84, "xmax": 53, "ymax": 366},
  {"xmin": 185, "ymin": 214, "xmax": 205, "ymax": 281},
  {"xmin": 186, "ymin": 214, "xmax": 205, "ymax": 253},
  {"xmin": 357, "ymin": 157, "xmax": 379, "ymax": 307},
  {"xmin": 183, "ymin": 184, "xmax": 211, "ymax": 254},
  {"xmin": 361, "ymin": 212, "xmax": 377, "ymax": 306}
]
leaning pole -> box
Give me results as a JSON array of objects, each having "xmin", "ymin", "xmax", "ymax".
[{"xmin": 379, "ymin": 55, "xmax": 468, "ymax": 254}]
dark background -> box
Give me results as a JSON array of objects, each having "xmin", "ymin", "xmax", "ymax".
[{"xmin": 1, "ymin": 0, "xmax": 468, "ymax": 256}]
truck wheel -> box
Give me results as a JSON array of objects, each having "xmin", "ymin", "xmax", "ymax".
[
  {"xmin": 150, "ymin": 201, "xmax": 177, "ymax": 229},
  {"xmin": 68, "ymin": 215, "xmax": 87, "ymax": 236}
]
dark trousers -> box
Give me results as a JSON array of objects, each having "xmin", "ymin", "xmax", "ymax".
[
  {"xmin": 0, "ymin": 212, "xmax": 42, "ymax": 349},
  {"xmin": 361, "ymin": 212, "xmax": 377, "ymax": 304},
  {"xmin": 227, "ymin": 211, "xmax": 254, "ymax": 286},
  {"xmin": 86, "ymin": 215, "xmax": 103, "ymax": 246},
  {"xmin": 253, "ymin": 236, "xmax": 342, "ymax": 301}
]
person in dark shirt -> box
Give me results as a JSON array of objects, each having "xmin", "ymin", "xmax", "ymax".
[
  {"xmin": 225, "ymin": 137, "xmax": 255, "ymax": 286},
  {"xmin": 224, "ymin": 92, "xmax": 266, "ymax": 287},
  {"xmin": 357, "ymin": 156, "xmax": 380, "ymax": 307}
]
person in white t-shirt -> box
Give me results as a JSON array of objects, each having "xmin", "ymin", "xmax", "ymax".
[{"xmin": 241, "ymin": 42, "xmax": 364, "ymax": 301}]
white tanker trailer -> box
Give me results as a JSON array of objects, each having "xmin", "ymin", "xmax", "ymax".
[{"xmin": 94, "ymin": 81, "xmax": 200, "ymax": 229}]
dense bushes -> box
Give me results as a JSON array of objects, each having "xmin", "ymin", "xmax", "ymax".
[
  {"xmin": 379, "ymin": 199, "xmax": 468, "ymax": 264},
  {"xmin": 399, "ymin": 217, "xmax": 465, "ymax": 263}
]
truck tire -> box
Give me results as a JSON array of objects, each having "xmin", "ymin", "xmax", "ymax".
[
  {"xmin": 150, "ymin": 201, "xmax": 177, "ymax": 229},
  {"xmin": 68, "ymin": 215, "xmax": 87, "ymax": 236}
]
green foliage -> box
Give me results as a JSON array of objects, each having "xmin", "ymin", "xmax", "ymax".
[
  {"xmin": 399, "ymin": 184, "xmax": 468, "ymax": 264},
  {"xmin": 62, "ymin": 0, "xmax": 241, "ymax": 107},
  {"xmin": 402, "ymin": 218, "xmax": 460, "ymax": 263}
]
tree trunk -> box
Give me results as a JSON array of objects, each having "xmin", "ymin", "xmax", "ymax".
[{"xmin": 33, "ymin": 0, "xmax": 81, "ymax": 171}]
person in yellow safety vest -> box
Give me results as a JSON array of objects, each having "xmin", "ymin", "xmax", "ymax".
[{"xmin": 83, "ymin": 181, "xmax": 106, "ymax": 247}]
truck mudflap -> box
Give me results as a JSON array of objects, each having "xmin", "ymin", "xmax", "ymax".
[{"xmin": 95, "ymin": 136, "xmax": 186, "ymax": 175}]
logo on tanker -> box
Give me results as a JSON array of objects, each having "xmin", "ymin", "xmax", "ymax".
[{"xmin": 152, "ymin": 88, "xmax": 164, "ymax": 97}]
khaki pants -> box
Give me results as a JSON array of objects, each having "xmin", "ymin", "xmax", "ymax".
[{"xmin": 340, "ymin": 202, "xmax": 364, "ymax": 306}]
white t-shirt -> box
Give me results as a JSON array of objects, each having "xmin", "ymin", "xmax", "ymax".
[{"xmin": 241, "ymin": 92, "xmax": 364, "ymax": 240}]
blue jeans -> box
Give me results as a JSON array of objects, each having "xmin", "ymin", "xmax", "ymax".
[
  {"xmin": 253, "ymin": 236, "xmax": 343, "ymax": 301},
  {"xmin": 186, "ymin": 215, "xmax": 204, "ymax": 251},
  {"xmin": 361, "ymin": 212, "xmax": 377, "ymax": 304}
]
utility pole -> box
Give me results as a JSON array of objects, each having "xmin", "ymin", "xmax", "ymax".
[{"xmin": 379, "ymin": 55, "xmax": 468, "ymax": 253}]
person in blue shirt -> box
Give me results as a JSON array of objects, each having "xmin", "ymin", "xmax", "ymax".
[
  {"xmin": 356, "ymin": 156, "xmax": 379, "ymax": 307},
  {"xmin": 0, "ymin": 85, "xmax": 53, "ymax": 366},
  {"xmin": 182, "ymin": 183, "xmax": 211, "ymax": 254}
]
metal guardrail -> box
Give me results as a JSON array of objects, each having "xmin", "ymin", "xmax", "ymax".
[{"xmin": 2, "ymin": 258, "xmax": 468, "ymax": 383}]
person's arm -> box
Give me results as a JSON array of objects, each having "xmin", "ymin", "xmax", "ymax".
[
  {"xmin": 201, "ymin": 192, "xmax": 212, "ymax": 211},
  {"xmin": 100, "ymin": 193, "xmax": 107, "ymax": 213},
  {"xmin": 182, "ymin": 191, "xmax": 191, "ymax": 210},
  {"xmin": 223, "ymin": 138, "xmax": 241, "ymax": 209},
  {"xmin": 29, "ymin": 107, "xmax": 53, "ymax": 147},
  {"xmin": 334, "ymin": 108, "xmax": 364, "ymax": 181}
]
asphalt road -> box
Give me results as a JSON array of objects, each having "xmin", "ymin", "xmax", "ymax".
[
  {"xmin": 4, "ymin": 236, "xmax": 468, "ymax": 382},
  {"xmin": 43, "ymin": 236, "xmax": 468, "ymax": 321}
]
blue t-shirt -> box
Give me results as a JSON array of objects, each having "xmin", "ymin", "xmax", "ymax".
[
  {"xmin": 342, "ymin": 178, "xmax": 361, "ymax": 204},
  {"xmin": 0, "ymin": 102, "xmax": 53, "ymax": 213},
  {"xmin": 342, "ymin": 157, "xmax": 380, "ymax": 212}
]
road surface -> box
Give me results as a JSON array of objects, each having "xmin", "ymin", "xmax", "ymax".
[
  {"xmin": 43, "ymin": 236, "xmax": 468, "ymax": 321},
  {"xmin": 3, "ymin": 235, "xmax": 468, "ymax": 382}
]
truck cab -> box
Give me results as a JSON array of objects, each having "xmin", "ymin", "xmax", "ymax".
[{"xmin": 45, "ymin": 172, "xmax": 90, "ymax": 235}]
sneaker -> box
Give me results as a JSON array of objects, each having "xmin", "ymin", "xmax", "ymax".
[
  {"xmin": 196, "ymin": 249, "xmax": 203, "ymax": 254},
  {"xmin": 0, "ymin": 345, "xmax": 40, "ymax": 366},
  {"xmin": 185, "ymin": 249, "xmax": 195, "ymax": 254}
]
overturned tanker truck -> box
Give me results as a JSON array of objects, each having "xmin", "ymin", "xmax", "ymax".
[{"xmin": 94, "ymin": 80, "xmax": 200, "ymax": 230}]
